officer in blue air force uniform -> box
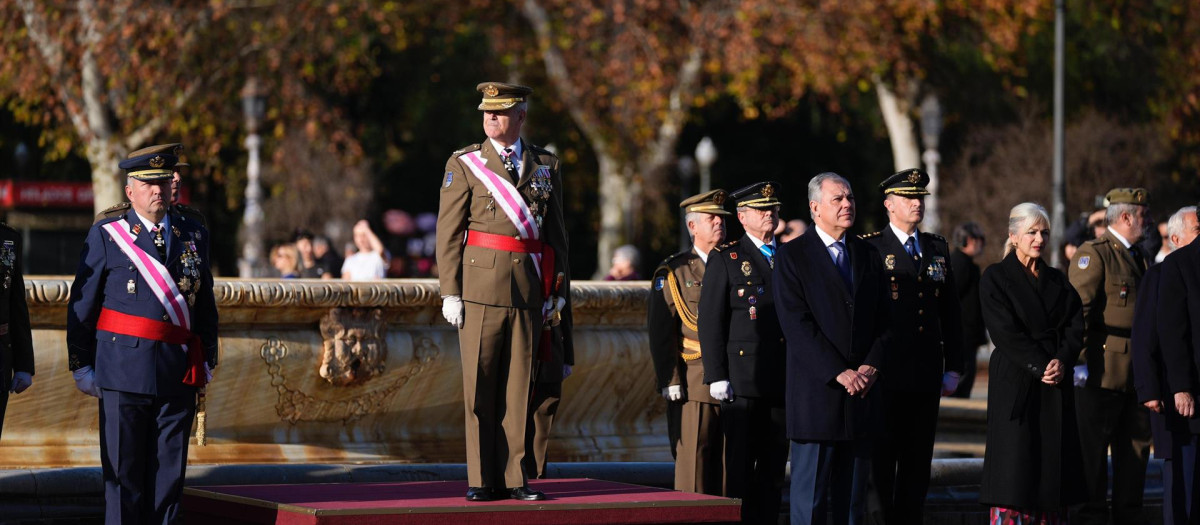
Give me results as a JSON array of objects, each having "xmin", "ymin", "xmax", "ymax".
[{"xmin": 67, "ymin": 151, "xmax": 218, "ymax": 525}]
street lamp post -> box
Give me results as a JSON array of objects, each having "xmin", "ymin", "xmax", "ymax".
[
  {"xmin": 919, "ymin": 93, "xmax": 943, "ymax": 234},
  {"xmin": 695, "ymin": 137, "xmax": 716, "ymax": 195},
  {"xmin": 678, "ymin": 156, "xmax": 696, "ymax": 252},
  {"xmin": 238, "ymin": 77, "xmax": 267, "ymax": 278}
]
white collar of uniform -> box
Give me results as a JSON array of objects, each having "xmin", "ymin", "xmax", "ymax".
[
  {"xmin": 1108, "ymin": 226, "xmax": 1133, "ymax": 249},
  {"xmin": 889, "ymin": 222, "xmax": 921, "ymax": 254},
  {"xmin": 815, "ymin": 225, "xmax": 844, "ymax": 248},
  {"xmin": 745, "ymin": 232, "xmax": 776, "ymax": 251},
  {"xmin": 135, "ymin": 211, "xmax": 168, "ymax": 234},
  {"xmin": 489, "ymin": 137, "xmax": 523, "ymax": 160},
  {"xmin": 693, "ymin": 245, "xmax": 709, "ymax": 264}
]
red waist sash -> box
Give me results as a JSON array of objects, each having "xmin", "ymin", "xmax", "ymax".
[
  {"xmin": 97, "ymin": 307, "xmax": 208, "ymax": 387},
  {"xmin": 465, "ymin": 230, "xmax": 559, "ymax": 362}
]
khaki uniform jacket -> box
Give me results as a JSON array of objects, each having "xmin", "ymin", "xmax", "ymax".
[
  {"xmin": 647, "ymin": 249, "xmax": 719, "ymax": 403},
  {"xmin": 435, "ymin": 138, "xmax": 572, "ymax": 363},
  {"xmin": 0, "ymin": 224, "xmax": 33, "ymax": 391},
  {"xmin": 1069, "ymin": 229, "xmax": 1146, "ymax": 391}
]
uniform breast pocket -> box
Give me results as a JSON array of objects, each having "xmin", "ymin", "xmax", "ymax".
[
  {"xmin": 1106, "ymin": 281, "xmax": 1129, "ymax": 307},
  {"xmin": 474, "ymin": 194, "xmax": 499, "ymax": 221}
]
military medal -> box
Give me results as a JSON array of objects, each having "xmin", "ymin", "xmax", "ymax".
[
  {"xmin": 885, "ymin": 254, "xmax": 896, "ymax": 271},
  {"xmin": 132, "ymin": 224, "xmax": 142, "ymax": 235},
  {"xmin": 741, "ymin": 261, "xmax": 752, "ymax": 276},
  {"xmin": 172, "ymin": 225, "xmax": 181, "ymax": 238},
  {"xmin": 926, "ymin": 258, "xmax": 946, "ymax": 283},
  {"xmin": 730, "ymin": 252, "xmax": 737, "ymax": 260},
  {"xmin": 749, "ymin": 306, "xmax": 757, "ymax": 320},
  {"xmin": 892, "ymin": 292, "xmax": 899, "ymax": 300},
  {"xmin": 758, "ymin": 286, "xmax": 764, "ymax": 294},
  {"xmin": 1120, "ymin": 285, "xmax": 1128, "ymax": 300},
  {"xmin": 737, "ymin": 288, "xmax": 745, "ymax": 297},
  {"xmin": 748, "ymin": 296, "xmax": 757, "ymax": 305},
  {"xmin": 127, "ymin": 279, "xmax": 136, "ymax": 294}
]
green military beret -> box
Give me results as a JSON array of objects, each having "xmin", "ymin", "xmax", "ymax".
[
  {"xmin": 1102, "ymin": 187, "xmax": 1149, "ymax": 207},
  {"xmin": 477, "ymin": 82, "xmax": 532, "ymax": 111},
  {"xmin": 680, "ymin": 189, "xmax": 731, "ymax": 216}
]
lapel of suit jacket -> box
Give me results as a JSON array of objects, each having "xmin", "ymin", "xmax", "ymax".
[
  {"xmin": 886, "ymin": 228, "xmax": 921, "ymax": 273},
  {"xmin": 479, "ymin": 140, "xmax": 511, "ymax": 183},
  {"xmin": 517, "ymin": 140, "xmax": 536, "ymax": 188},
  {"xmin": 848, "ymin": 235, "xmax": 867, "ymax": 294},
  {"xmin": 165, "ymin": 213, "xmax": 184, "ymax": 267},
  {"xmin": 125, "ymin": 211, "xmax": 163, "ymax": 262},
  {"xmin": 804, "ymin": 229, "xmax": 851, "ymax": 298},
  {"xmin": 743, "ymin": 234, "xmax": 774, "ymax": 288}
]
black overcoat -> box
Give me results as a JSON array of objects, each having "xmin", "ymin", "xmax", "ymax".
[
  {"xmin": 978, "ymin": 252, "xmax": 1085, "ymax": 510},
  {"xmin": 773, "ymin": 228, "xmax": 888, "ymax": 441},
  {"xmin": 1157, "ymin": 240, "xmax": 1200, "ymax": 434},
  {"xmin": 1132, "ymin": 263, "xmax": 1188, "ymax": 454}
]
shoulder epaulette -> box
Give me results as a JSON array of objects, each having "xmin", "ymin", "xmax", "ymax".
[
  {"xmin": 94, "ymin": 202, "xmax": 131, "ymax": 224},
  {"xmin": 858, "ymin": 231, "xmax": 883, "ymax": 240},
  {"xmin": 0, "ymin": 222, "xmax": 16, "ymax": 235},
  {"xmin": 713, "ymin": 240, "xmax": 740, "ymax": 253},
  {"xmin": 174, "ymin": 204, "xmax": 208, "ymax": 227},
  {"xmin": 657, "ymin": 250, "xmax": 688, "ymax": 268},
  {"xmin": 528, "ymin": 143, "xmax": 557, "ymax": 156},
  {"xmin": 922, "ymin": 232, "xmax": 947, "ymax": 243},
  {"xmin": 1084, "ymin": 236, "xmax": 1107, "ymax": 246},
  {"xmin": 452, "ymin": 144, "xmax": 481, "ymax": 157}
]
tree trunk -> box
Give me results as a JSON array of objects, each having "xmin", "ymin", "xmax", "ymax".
[
  {"xmin": 875, "ymin": 79, "xmax": 922, "ymax": 173},
  {"xmin": 86, "ymin": 140, "xmax": 125, "ymax": 215},
  {"xmin": 595, "ymin": 154, "xmax": 632, "ymax": 279}
]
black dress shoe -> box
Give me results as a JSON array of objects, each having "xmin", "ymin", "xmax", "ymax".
[
  {"xmin": 508, "ymin": 486, "xmax": 546, "ymax": 501},
  {"xmin": 465, "ymin": 486, "xmax": 496, "ymax": 502}
]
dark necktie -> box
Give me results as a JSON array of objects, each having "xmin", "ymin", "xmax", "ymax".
[
  {"xmin": 1130, "ymin": 245, "xmax": 1146, "ymax": 272},
  {"xmin": 501, "ymin": 147, "xmax": 518, "ymax": 182},
  {"xmin": 760, "ymin": 243, "xmax": 775, "ymax": 268},
  {"xmin": 904, "ymin": 237, "xmax": 918, "ymax": 259},
  {"xmin": 152, "ymin": 226, "xmax": 166, "ymax": 261},
  {"xmin": 833, "ymin": 241, "xmax": 852, "ymax": 289}
]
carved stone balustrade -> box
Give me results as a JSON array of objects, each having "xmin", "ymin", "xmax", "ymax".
[{"xmin": 2, "ymin": 278, "xmax": 667, "ymax": 467}]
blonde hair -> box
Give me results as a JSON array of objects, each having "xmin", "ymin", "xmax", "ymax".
[{"xmin": 1004, "ymin": 202, "xmax": 1050, "ymax": 257}]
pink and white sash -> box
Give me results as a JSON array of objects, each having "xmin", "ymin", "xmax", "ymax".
[
  {"xmin": 460, "ymin": 150, "xmax": 544, "ymax": 277},
  {"xmin": 101, "ymin": 219, "xmax": 192, "ymax": 340}
]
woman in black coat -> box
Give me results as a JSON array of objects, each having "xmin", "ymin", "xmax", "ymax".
[{"xmin": 978, "ymin": 202, "xmax": 1085, "ymax": 524}]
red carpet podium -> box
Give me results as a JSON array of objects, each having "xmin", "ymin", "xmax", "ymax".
[{"xmin": 182, "ymin": 478, "xmax": 740, "ymax": 525}]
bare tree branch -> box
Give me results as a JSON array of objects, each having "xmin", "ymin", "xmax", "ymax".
[{"xmin": 17, "ymin": 0, "xmax": 90, "ymax": 138}]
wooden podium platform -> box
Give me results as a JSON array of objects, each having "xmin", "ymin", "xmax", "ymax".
[{"xmin": 181, "ymin": 478, "xmax": 740, "ymax": 525}]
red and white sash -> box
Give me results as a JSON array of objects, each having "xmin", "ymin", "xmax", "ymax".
[
  {"xmin": 101, "ymin": 219, "xmax": 191, "ymax": 337},
  {"xmin": 460, "ymin": 150, "xmax": 544, "ymax": 277}
]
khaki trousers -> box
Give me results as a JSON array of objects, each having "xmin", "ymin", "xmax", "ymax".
[
  {"xmin": 461, "ymin": 302, "xmax": 538, "ymax": 488},
  {"xmin": 522, "ymin": 379, "xmax": 561, "ymax": 479},
  {"xmin": 676, "ymin": 400, "xmax": 724, "ymax": 495}
]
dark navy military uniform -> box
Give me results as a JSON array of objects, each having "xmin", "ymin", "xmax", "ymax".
[
  {"xmin": 862, "ymin": 227, "xmax": 963, "ymax": 523},
  {"xmin": 699, "ymin": 181, "xmax": 788, "ymax": 524},
  {"xmin": 67, "ymin": 153, "xmax": 218, "ymax": 525},
  {"xmin": 0, "ymin": 223, "xmax": 34, "ymax": 439}
]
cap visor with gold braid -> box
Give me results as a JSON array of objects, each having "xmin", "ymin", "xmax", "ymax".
[
  {"xmin": 730, "ymin": 181, "xmax": 782, "ymax": 209},
  {"xmin": 880, "ymin": 168, "xmax": 931, "ymax": 196},
  {"xmin": 681, "ymin": 189, "xmax": 732, "ymax": 215},
  {"xmin": 477, "ymin": 82, "xmax": 533, "ymax": 111}
]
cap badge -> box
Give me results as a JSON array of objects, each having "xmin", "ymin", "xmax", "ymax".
[
  {"xmin": 907, "ymin": 170, "xmax": 920, "ymax": 183},
  {"xmin": 149, "ymin": 155, "xmax": 165, "ymax": 168},
  {"xmin": 483, "ymin": 84, "xmax": 499, "ymax": 97},
  {"xmin": 713, "ymin": 190, "xmax": 726, "ymax": 206},
  {"xmin": 761, "ymin": 184, "xmax": 775, "ymax": 199}
]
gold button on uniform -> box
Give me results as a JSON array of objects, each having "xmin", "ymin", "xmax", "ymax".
[
  {"xmin": 918, "ymin": 292, "xmax": 924, "ymax": 298},
  {"xmin": 918, "ymin": 326, "xmax": 924, "ymax": 332},
  {"xmin": 918, "ymin": 309, "xmax": 924, "ymax": 315},
  {"xmin": 739, "ymin": 350, "xmax": 745, "ymax": 356},
  {"xmin": 513, "ymin": 258, "xmax": 520, "ymax": 264}
]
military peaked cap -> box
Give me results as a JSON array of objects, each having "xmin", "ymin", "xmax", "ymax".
[
  {"xmin": 477, "ymin": 82, "xmax": 532, "ymax": 111},
  {"xmin": 680, "ymin": 189, "xmax": 731, "ymax": 215},
  {"xmin": 119, "ymin": 153, "xmax": 176, "ymax": 181},
  {"xmin": 880, "ymin": 168, "xmax": 930, "ymax": 196},
  {"xmin": 730, "ymin": 181, "xmax": 782, "ymax": 209}
]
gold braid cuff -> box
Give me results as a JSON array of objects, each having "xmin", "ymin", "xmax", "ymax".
[{"xmin": 195, "ymin": 388, "xmax": 207, "ymax": 446}]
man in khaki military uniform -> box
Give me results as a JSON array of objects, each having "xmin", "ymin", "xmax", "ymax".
[
  {"xmin": 647, "ymin": 189, "xmax": 730, "ymax": 495},
  {"xmin": 95, "ymin": 143, "xmax": 207, "ymax": 227},
  {"xmin": 1069, "ymin": 187, "xmax": 1153, "ymax": 525},
  {"xmin": 436, "ymin": 82, "xmax": 570, "ymax": 502}
]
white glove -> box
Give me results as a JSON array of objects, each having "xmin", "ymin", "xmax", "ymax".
[
  {"xmin": 10, "ymin": 371, "xmax": 31, "ymax": 394},
  {"xmin": 709, "ymin": 380, "xmax": 734, "ymax": 402},
  {"xmin": 542, "ymin": 296, "xmax": 566, "ymax": 323},
  {"xmin": 941, "ymin": 371, "xmax": 961, "ymax": 396},
  {"xmin": 1073, "ymin": 365, "xmax": 1089, "ymax": 387},
  {"xmin": 204, "ymin": 362, "xmax": 213, "ymax": 384},
  {"xmin": 562, "ymin": 364, "xmax": 572, "ymax": 379},
  {"xmin": 72, "ymin": 366, "xmax": 100, "ymax": 398},
  {"xmin": 441, "ymin": 295, "xmax": 464, "ymax": 328},
  {"xmin": 662, "ymin": 384, "xmax": 683, "ymax": 401}
]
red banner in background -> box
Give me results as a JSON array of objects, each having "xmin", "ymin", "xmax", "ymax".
[{"xmin": 0, "ymin": 180, "xmax": 191, "ymax": 209}]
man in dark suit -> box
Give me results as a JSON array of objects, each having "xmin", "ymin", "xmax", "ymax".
[
  {"xmin": 0, "ymin": 221, "xmax": 34, "ymax": 440},
  {"xmin": 949, "ymin": 222, "xmax": 986, "ymax": 398},
  {"xmin": 699, "ymin": 181, "xmax": 788, "ymax": 523},
  {"xmin": 1145, "ymin": 206, "xmax": 1200, "ymax": 525},
  {"xmin": 774, "ymin": 172, "xmax": 888, "ymax": 525},
  {"xmin": 67, "ymin": 151, "xmax": 218, "ymax": 524},
  {"xmin": 861, "ymin": 169, "xmax": 964, "ymax": 524}
]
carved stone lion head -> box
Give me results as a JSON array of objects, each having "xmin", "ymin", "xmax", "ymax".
[{"xmin": 318, "ymin": 308, "xmax": 387, "ymax": 386}]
